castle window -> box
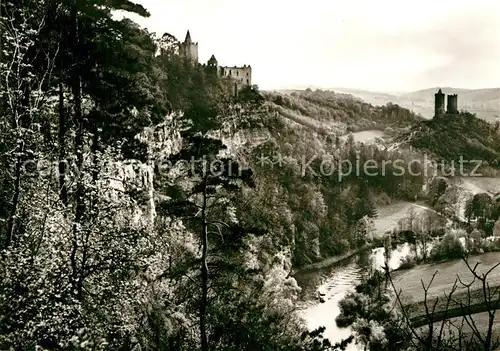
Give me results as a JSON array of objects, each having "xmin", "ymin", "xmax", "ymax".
[
  {"xmin": 246, "ymin": 73, "xmax": 249, "ymax": 77},
  {"xmin": 237, "ymin": 71, "xmax": 239, "ymax": 76},
  {"xmin": 229, "ymin": 69, "xmax": 232, "ymax": 75},
  {"xmin": 246, "ymin": 79, "xmax": 249, "ymax": 84}
]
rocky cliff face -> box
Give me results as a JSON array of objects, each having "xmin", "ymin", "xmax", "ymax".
[
  {"xmin": 212, "ymin": 128, "xmax": 272, "ymax": 160},
  {"xmin": 105, "ymin": 113, "xmax": 183, "ymax": 228}
]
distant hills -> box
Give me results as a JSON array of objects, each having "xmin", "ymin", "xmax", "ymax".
[{"xmin": 326, "ymin": 87, "xmax": 500, "ymax": 123}]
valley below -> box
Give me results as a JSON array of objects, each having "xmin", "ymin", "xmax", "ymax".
[
  {"xmin": 296, "ymin": 248, "xmax": 500, "ymax": 350},
  {"xmin": 275, "ymin": 90, "xmax": 500, "ymax": 349},
  {"xmin": 294, "ymin": 200, "xmax": 430, "ymax": 350},
  {"xmin": 295, "ymin": 177, "xmax": 500, "ymax": 350}
]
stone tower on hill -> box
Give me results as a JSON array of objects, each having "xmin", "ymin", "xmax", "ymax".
[
  {"xmin": 447, "ymin": 94, "xmax": 458, "ymax": 114},
  {"xmin": 178, "ymin": 30, "xmax": 198, "ymax": 63},
  {"xmin": 434, "ymin": 89, "xmax": 446, "ymax": 117},
  {"xmin": 434, "ymin": 88, "xmax": 459, "ymax": 118},
  {"xmin": 207, "ymin": 54, "xmax": 218, "ymax": 74}
]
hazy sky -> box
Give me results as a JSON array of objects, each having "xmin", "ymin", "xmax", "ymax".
[{"xmin": 120, "ymin": 0, "xmax": 500, "ymax": 92}]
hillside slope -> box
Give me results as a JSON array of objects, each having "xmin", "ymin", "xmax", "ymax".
[
  {"xmin": 399, "ymin": 112, "xmax": 500, "ymax": 167},
  {"xmin": 219, "ymin": 91, "xmax": 429, "ymax": 267},
  {"xmin": 264, "ymin": 89, "xmax": 423, "ymax": 136}
]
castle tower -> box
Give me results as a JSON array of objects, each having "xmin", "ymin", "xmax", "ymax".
[
  {"xmin": 434, "ymin": 88, "xmax": 445, "ymax": 117},
  {"xmin": 207, "ymin": 54, "xmax": 218, "ymax": 74},
  {"xmin": 447, "ymin": 94, "xmax": 458, "ymax": 114},
  {"xmin": 178, "ymin": 30, "xmax": 199, "ymax": 63}
]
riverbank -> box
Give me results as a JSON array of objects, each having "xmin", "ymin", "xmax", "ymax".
[
  {"xmin": 291, "ymin": 245, "xmax": 370, "ymax": 276},
  {"xmin": 292, "ymin": 200, "xmax": 436, "ymax": 276}
]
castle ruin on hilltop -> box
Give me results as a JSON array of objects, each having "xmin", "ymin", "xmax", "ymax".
[
  {"xmin": 178, "ymin": 30, "xmax": 252, "ymax": 96},
  {"xmin": 434, "ymin": 88, "xmax": 458, "ymax": 118}
]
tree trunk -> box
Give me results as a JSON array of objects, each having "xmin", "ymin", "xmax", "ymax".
[
  {"xmin": 70, "ymin": 0, "xmax": 83, "ymax": 200},
  {"xmin": 200, "ymin": 176, "xmax": 209, "ymax": 351},
  {"xmin": 91, "ymin": 122, "xmax": 99, "ymax": 185},
  {"xmin": 69, "ymin": 0, "xmax": 84, "ymax": 298},
  {"xmin": 5, "ymin": 81, "xmax": 25, "ymax": 248},
  {"xmin": 5, "ymin": 140, "xmax": 24, "ymax": 248},
  {"xmin": 58, "ymin": 80, "xmax": 68, "ymax": 206}
]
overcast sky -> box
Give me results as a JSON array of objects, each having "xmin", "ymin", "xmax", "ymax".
[{"xmin": 120, "ymin": 0, "xmax": 500, "ymax": 92}]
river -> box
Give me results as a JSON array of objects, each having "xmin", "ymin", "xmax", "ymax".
[
  {"xmin": 292, "ymin": 200, "xmax": 449, "ymax": 349},
  {"xmin": 294, "ymin": 244, "xmax": 413, "ymax": 350}
]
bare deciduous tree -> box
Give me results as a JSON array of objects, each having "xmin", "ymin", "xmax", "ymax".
[
  {"xmin": 0, "ymin": 1, "xmax": 58, "ymax": 249},
  {"xmin": 384, "ymin": 254, "xmax": 500, "ymax": 350}
]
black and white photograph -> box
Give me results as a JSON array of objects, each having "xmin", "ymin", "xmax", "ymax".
[{"xmin": 1, "ymin": 0, "xmax": 500, "ymax": 350}]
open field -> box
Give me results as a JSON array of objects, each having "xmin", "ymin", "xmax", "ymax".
[
  {"xmin": 453, "ymin": 177, "xmax": 500, "ymax": 196},
  {"xmin": 340, "ymin": 130, "xmax": 385, "ymax": 144},
  {"xmin": 373, "ymin": 202, "xmax": 436, "ymax": 236},
  {"xmin": 392, "ymin": 252, "xmax": 500, "ymax": 304}
]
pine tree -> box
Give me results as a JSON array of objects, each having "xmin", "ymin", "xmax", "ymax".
[{"xmin": 159, "ymin": 134, "xmax": 256, "ymax": 351}]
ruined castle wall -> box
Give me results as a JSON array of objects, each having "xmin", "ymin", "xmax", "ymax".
[{"xmin": 220, "ymin": 66, "xmax": 252, "ymax": 87}]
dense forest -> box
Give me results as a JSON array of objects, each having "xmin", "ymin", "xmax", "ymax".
[
  {"xmin": 0, "ymin": 1, "xmax": 454, "ymax": 350},
  {"xmin": 0, "ymin": 1, "xmax": 324, "ymax": 349},
  {"xmin": 239, "ymin": 111, "xmax": 427, "ymax": 266}
]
